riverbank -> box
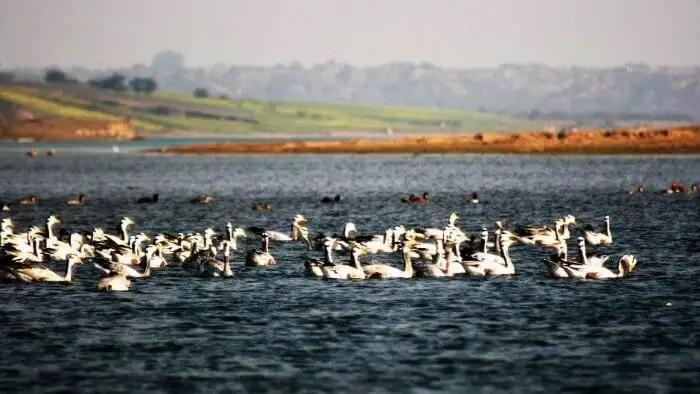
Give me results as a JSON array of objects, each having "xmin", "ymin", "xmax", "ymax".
[{"xmin": 158, "ymin": 125, "xmax": 700, "ymax": 154}]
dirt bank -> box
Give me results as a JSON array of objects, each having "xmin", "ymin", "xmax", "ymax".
[
  {"xmin": 159, "ymin": 125, "xmax": 700, "ymax": 155},
  {"xmin": 1, "ymin": 117, "xmax": 135, "ymax": 141}
]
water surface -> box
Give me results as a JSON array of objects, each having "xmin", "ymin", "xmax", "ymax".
[{"xmin": 0, "ymin": 151, "xmax": 698, "ymax": 393}]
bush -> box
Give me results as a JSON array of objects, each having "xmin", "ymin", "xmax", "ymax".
[
  {"xmin": 193, "ymin": 88, "xmax": 209, "ymax": 98},
  {"xmin": 89, "ymin": 73, "xmax": 126, "ymax": 91},
  {"xmin": 129, "ymin": 77, "xmax": 157, "ymax": 94},
  {"xmin": 44, "ymin": 69, "xmax": 76, "ymax": 84}
]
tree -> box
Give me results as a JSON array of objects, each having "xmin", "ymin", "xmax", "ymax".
[
  {"xmin": 193, "ymin": 88, "xmax": 209, "ymax": 98},
  {"xmin": 129, "ymin": 77, "xmax": 157, "ymax": 94},
  {"xmin": 44, "ymin": 68, "xmax": 76, "ymax": 84},
  {"xmin": 89, "ymin": 73, "xmax": 126, "ymax": 91}
]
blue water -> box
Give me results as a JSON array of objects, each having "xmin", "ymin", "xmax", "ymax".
[{"xmin": 0, "ymin": 150, "xmax": 698, "ymax": 393}]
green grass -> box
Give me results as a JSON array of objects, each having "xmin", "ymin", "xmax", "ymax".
[{"xmin": 1, "ymin": 83, "xmax": 543, "ymax": 135}]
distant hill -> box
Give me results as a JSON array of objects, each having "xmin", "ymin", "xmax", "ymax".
[
  {"xmin": 8, "ymin": 55, "xmax": 700, "ymax": 120},
  {"xmin": 0, "ymin": 82, "xmax": 541, "ymax": 138}
]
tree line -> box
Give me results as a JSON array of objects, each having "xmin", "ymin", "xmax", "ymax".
[
  {"xmin": 43, "ymin": 68, "xmax": 211, "ymax": 99},
  {"xmin": 43, "ymin": 68, "xmax": 158, "ymax": 95}
]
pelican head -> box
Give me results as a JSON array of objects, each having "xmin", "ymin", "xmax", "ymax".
[
  {"xmin": 121, "ymin": 217, "xmax": 135, "ymax": 226},
  {"xmin": 47, "ymin": 215, "xmax": 61, "ymax": 225},
  {"xmin": 564, "ymin": 215, "xmax": 576, "ymax": 225},
  {"xmin": 480, "ymin": 229, "xmax": 489, "ymax": 241},
  {"xmin": 233, "ymin": 227, "xmax": 247, "ymax": 238}
]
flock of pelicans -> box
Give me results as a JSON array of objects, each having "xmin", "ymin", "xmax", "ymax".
[{"xmin": 0, "ymin": 212, "xmax": 638, "ymax": 292}]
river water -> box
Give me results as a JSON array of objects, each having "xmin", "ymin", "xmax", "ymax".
[{"xmin": 0, "ymin": 149, "xmax": 698, "ymax": 393}]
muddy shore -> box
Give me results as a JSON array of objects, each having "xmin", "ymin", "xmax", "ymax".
[{"xmin": 159, "ymin": 125, "xmax": 700, "ymax": 155}]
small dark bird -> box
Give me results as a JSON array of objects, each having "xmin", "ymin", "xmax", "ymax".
[
  {"xmin": 137, "ymin": 193, "xmax": 159, "ymax": 204},
  {"xmin": 25, "ymin": 150, "xmax": 37, "ymax": 158},
  {"xmin": 470, "ymin": 192, "xmax": 480, "ymax": 204},
  {"xmin": 402, "ymin": 192, "xmax": 429, "ymax": 204},
  {"xmin": 321, "ymin": 194, "xmax": 341, "ymax": 204},
  {"xmin": 19, "ymin": 195, "xmax": 38, "ymax": 206},
  {"xmin": 191, "ymin": 195, "xmax": 213, "ymax": 204},
  {"xmin": 46, "ymin": 149, "xmax": 56, "ymax": 157},
  {"xmin": 67, "ymin": 193, "xmax": 86, "ymax": 206},
  {"xmin": 252, "ymin": 202, "xmax": 273, "ymax": 211}
]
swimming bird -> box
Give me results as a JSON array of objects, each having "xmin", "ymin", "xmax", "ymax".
[
  {"xmin": 362, "ymin": 239, "xmax": 416, "ymax": 279},
  {"xmin": 0, "ymin": 253, "xmax": 81, "ymax": 283},
  {"xmin": 145, "ymin": 244, "xmax": 167, "ymax": 268},
  {"xmin": 137, "ymin": 193, "xmax": 159, "ymax": 204},
  {"xmin": 252, "ymin": 202, "xmax": 273, "ymax": 211},
  {"xmin": 321, "ymin": 243, "xmax": 366, "ymax": 280},
  {"xmin": 561, "ymin": 244, "xmax": 637, "ymax": 279},
  {"xmin": 247, "ymin": 214, "xmax": 310, "ymax": 248},
  {"xmin": 470, "ymin": 192, "xmax": 479, "ymax": 204},
  {"xmin": 66, "ymin": 193, "xmax": 86, "ymax": 206},
  {"xmin": 582, "ymin": 215, "xmax": 612, "ymax": 246},
  {"xmin": 197, "ymin": 241, "xmax": 233, "ymax": 278},
  {"xmin": 305, "ymin": 237, "xmax": 335, "ymax": 277},
  {"xmin": 18, "ymin": 195, "xmax": 38, "ymax": 206},
  {"xmin": 97, "ymin": 272, "xmax": 131, "ymax": 292},
  {"xmin": 224, "ymin": 222, "xmax": 247, "ymax": 250},
  {"xmin": 1, "ymin": 202, "xmax": 10, "ymax": 211},
  {"xmin": 320, "ymin": 194, "xmax": 341, "ymax": 204},
  {"xmin": 245, "ymin": 232, "xmax": 276, "ymax": 266},
  {"xmin": 464, "ymin": 236, "xmax": 515, "ymax": 276},
  {"xmin": 94, "ymin": 248, "xmax": 151, "ymax": 279},
  {"xmin": 402, "ymin": 192, "xmax": 429, "ymax": 204},
  {"xmin": 191, "ymin": 195, "xmax": 213, "ymax": 204}
]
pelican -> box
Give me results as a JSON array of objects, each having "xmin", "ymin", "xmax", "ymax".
[
  {"xmin": 245, "ymin": 232, "xmax": 276, "ymax": 266},
  {"xmin": 583, "ymin": 215, "xmax": 612, "ymax": 246}
]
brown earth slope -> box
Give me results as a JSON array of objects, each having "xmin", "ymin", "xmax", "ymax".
[
  {"xmin": 1, "ymin": 118, "xmax": 135, "ymax": 141},
  {"xmin": 160, "ymin": 125, "xmax": 700, "ymax": 155}
]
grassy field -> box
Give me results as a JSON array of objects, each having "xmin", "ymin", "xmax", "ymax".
[{"xmin": 0, "ymin": 82, "xmax": 543, "ymax": 136}]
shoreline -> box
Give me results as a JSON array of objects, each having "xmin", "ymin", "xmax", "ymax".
[{"xmin": 157, "ymin": 125, "xmax": 700, "ymax": 155}]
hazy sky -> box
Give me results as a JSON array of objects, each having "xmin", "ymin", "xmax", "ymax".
[{"xmin": 1, "ymin": 0, "xmax": 699, "ymax": 69}]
